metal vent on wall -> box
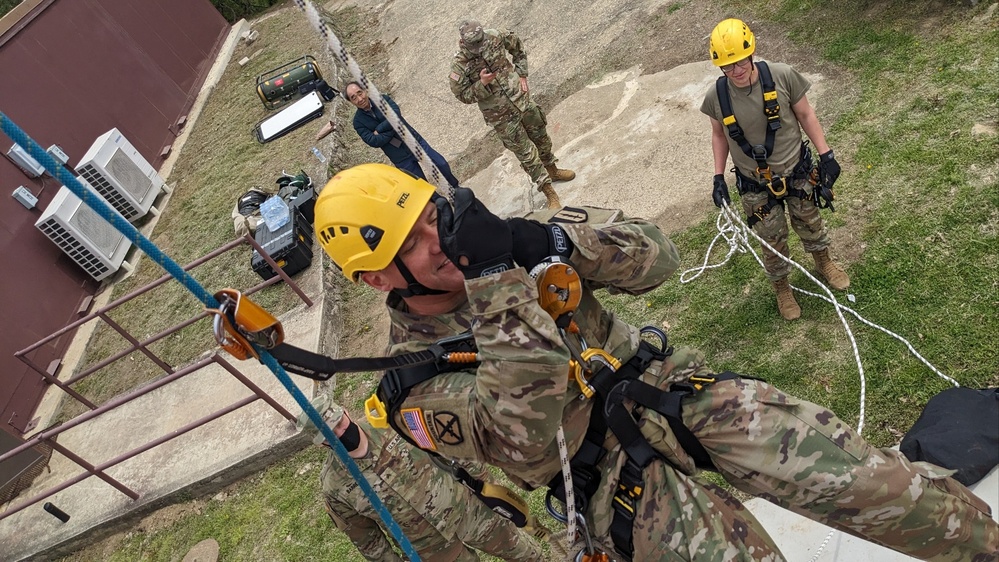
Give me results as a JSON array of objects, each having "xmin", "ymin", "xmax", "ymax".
[
  {"xmin": 107, "ymin": 147, "xmax": 153, "ymax": 200},
  {"xmin": 77, "ymin": 163, "xmax": 139, "ymax": 220},
  {"xmin": 68, "ymin": 203, "xmax": 124, "ymax": 257},
  {"xmin": 36, "ymin": 219, "xmax": 112, "ymax": 278}
]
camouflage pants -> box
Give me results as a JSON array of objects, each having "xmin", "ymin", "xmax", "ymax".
[
  {"xmin": 739, "ymin": 178, "xmax": 831, "ymax": 281},
  {"xmin": 456, "ymin": 492, "xmax": 543, "ymax": 561},
  {"xmin": 492, "ymin": 100, "xmax": 556, "ymax": 190},
  {"xmin": 633, "ymin": 346, "xmax": 999, "ymax": 562}
]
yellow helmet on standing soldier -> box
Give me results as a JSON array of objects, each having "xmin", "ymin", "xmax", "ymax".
[
  {"xmin": 313, "ymin": 164, "xmax": 436, "ymax": 281},
  {"xmin": 709, "ymin": 18, "xmax": 755, "ymax": 67}
]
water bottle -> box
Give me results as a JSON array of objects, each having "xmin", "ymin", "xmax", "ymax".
[
  {"xmin": 310, "ymin": 146, "xmax": 327, "ymax": 163},
  {"xmin": 260, "ymin": 196, "xmax": 290, "ymax": 231}
]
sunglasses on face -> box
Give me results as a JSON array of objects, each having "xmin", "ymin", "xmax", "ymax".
[{"xmin": 720, "ymin": 58, "xmax": 753, "ymax": 73}]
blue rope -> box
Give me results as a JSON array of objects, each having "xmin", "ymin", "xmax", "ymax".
[{"xmin": 0, "ymin": 112, "xmax": 421, "ymax": 561}]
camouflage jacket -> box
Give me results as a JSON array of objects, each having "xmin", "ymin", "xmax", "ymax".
[
  {"xmin": 384, "ymin": 210, "xmax": 681, "ymax": 493},
  {"xmin": 449, "ymin": 29, "xmax": 533, "ymax": 125},
  {"xmin": 321, "ymin": 421, "xmax": 482, "ymax": 562}
]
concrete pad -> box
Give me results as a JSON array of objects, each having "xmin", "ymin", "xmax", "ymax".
[
  {"xmin": 467, "ymin": 62, "xmax": 719, "ymax": 227},
  {"xmin": 745, "ymin": 465, "xmax": 999, "ymax": 561}
]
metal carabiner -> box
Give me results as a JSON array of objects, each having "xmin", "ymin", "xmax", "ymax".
[
  {"xmin": 545, "ymin": 491, "xmax": 568, "ymax": 524},
  {"xmin": 639, "ymin": 326, "xmax": 669, "ymax": 354}
]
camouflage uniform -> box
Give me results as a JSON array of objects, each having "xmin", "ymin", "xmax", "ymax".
[
  {"xmin": 381, "ymin": 210, "xmax": 999, "ymax": 561},
  {"xmin": 700, "ymin": 61, "xmax": 830, "ymax": 281},
  {"xmin": 321, "ymin": 419, "xmax": 542, "ymax": 561},
  {"xmin": 449, "ymin": 28, "xmax": 556, "ymax": 190}
]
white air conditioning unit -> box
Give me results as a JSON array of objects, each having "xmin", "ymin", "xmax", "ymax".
[
  {"xmin": 35, "ymin": 183, "xmax": 132, "ymax": 281},
  {"xmin": 75, "ymin": 128, "xmax": 164, "ymax": 222}
]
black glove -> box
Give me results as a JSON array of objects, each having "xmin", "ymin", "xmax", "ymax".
[
  {"xmin": 435, "ymin": 187, "xmax": 514, "ymax": 279},
  {"xmin": 817, "ymin": 150, "xmax": 841, "ymax": 189},
  {"xmin": 712, "ymin": 174, "xmax": 730, "ymax": 208},
  {"xmin": 507, "ymin": 218, "xmax": 575, "ymax": 271}
]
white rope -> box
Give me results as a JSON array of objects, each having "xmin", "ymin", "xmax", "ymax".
[
  {"xmin": 680, "ymin": 203, "xmax": 959, "ymax": 561},
  {"xmin": 295, "ymin": 0, "xmax": 453, "ymax": 200},
  {"xmin": 556, "ymin": 423, "xmax": 578, "ymax": 556}
]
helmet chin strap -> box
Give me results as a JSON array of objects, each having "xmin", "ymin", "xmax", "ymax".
[{"xmin": 391, "ymin": 255, "xmax": 449, "ymax": 298}]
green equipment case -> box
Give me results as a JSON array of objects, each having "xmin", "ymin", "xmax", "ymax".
[{"xmin": 256, "ymin": 55, "xmax": 324, "ymax": 110}]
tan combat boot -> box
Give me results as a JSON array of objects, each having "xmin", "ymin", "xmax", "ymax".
[
  {"xmin": 545, "ymin": 163, "xmax": 576, "ymax": 182},
  {"xmin": 540, "ymin": 181, "xmax": 562, "ymax": 209},
  {"xmin": 772, "ymin": 278, "xmax": 801, "ymax": 321},
  {"xmin": 811, "ymin": 249, "xmax": 850, "ymax": 290}
]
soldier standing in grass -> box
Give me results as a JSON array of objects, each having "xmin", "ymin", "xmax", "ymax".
[
  {"xmin": 701, "ymin": 18, "xmax": 850, "ymax": 320},
  {"xmin": 449, "ymin": 19, "xmax": 574, "ymax": 209},
  {"xmin": 313, "ymin": 163, "xmax": 999, "ymax": 561},
  {"xmin": 302, "ymin": 394, "xmax": 543, "ymax": 562}
]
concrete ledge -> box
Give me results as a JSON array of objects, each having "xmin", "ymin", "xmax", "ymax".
[{"xmin": 23, "ymin": 430, "xmax": 311, "ymax": 562}]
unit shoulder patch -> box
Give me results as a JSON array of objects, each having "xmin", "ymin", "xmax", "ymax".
[{"xmin": 432, "ymin": 411, "xmax": 464, "ymax": 445}]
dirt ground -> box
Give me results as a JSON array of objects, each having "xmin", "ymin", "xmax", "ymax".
[{"xmin": 66, "ymin": 0, "xmax": 854, "ymax": 555}]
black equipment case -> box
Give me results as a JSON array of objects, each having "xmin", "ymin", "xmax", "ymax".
[{"xmin": 251, "ymin": 208, "xmax": 314, "ymax": 280}]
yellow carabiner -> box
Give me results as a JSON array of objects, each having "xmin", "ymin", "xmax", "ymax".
[
  {"xmin": 364, "ymin": 393, "xmax": 389, "ymax": 428},
  {"xmin": 570, "ymin": 348, "xmax": 622, "ymax": 399}
]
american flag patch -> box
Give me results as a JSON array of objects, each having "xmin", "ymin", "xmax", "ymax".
[
  {"xmin": 449, "ymin": 71, "xmax": 460, "ymax": 81},
  {"xmin": 402, "ymin": 408, "xmax": 436, "ymax": 450}
]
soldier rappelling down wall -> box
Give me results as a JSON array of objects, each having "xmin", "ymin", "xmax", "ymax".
[
  {"xmin": 449, "ymin": 19, "xmax": 575, "ymax": 209},
  {"xmin": 308, "ymin": 163, "xmax": 999, "ymax": 562}
]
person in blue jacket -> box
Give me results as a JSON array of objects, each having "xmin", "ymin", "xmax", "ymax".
[{"xmin": 345, "ymin": 81, "xmax": 460, "ymax": 187}]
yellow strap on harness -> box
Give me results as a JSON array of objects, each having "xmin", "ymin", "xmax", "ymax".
[{"xmin": 364, "ymin": 393, "xmax": 390, "ymax": 429}]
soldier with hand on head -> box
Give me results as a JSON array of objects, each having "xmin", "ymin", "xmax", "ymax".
[
  {"xmin": 701, "ymin": 18, "xmax": 850, "ymax": 321},
  {"xmin": 313, "ymin": 163, "xmax": 999, "ymax": 562},
  {"xmin": 301, "ymin": 393, "xmax": 543, "ymax": 562},
  {"xmin": 449, "ymin": 19, "xmax": 574, "ymax": 209}
]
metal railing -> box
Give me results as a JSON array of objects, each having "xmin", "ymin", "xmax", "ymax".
[{"xmin": 1, "ymin": 232, "xmax": 314, "ymax": 521}]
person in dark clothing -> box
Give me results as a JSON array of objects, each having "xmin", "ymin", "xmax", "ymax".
[{"xmin": 345, "ymin": 81, "xmax": 460, "ymax": 187}]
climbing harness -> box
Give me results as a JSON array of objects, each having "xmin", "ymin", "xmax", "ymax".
[
  {"xmin": 717, "ymin": 61, "xmax": 834, "ymax": 227},
  {"xmin": 526, "ymin": 258, "xmax": 762, "ymax": 561},
  {"xmin": 734, "ymin": 140, "xmax": 820, "ymax": 228},
  {"xmin": 716, "ymin": 60, "xmax": 782, "ymax": 190}
]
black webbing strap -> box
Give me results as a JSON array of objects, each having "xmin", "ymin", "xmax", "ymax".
[
  {"xmin": 604, "ymin": 371, "xmax": 743, "ymax": 560},
  {"xmin": 270, "ymin": 342, "xmax": 440, "ymax": 381},
  {"xmin": 543, "ymin": 339, "xmax": 669, "ymax": 554},
  {"xmin": 379, "ymin": 352, "xmax": 481, "ymax": 453},
  {"xmin": 448, "ymin": 462, "xmax": 529, "ymax": 528},
  {"xmin": 746, "ymin": 197, "xmax": 785, "ymax": 229},
  {"xmin": 545, "ymin": 395, "xmax": 608, "ymax": 516},
  {"xmin": 716, "ymin": 61, "xmax": 780, "ymax": 174}
]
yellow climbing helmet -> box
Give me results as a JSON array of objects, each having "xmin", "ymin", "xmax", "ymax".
[
  {"xmin": 314, "ymin": 163, "xmax": 436, "ymax": 281},
  {"xmin": 709, "ymin": 18, "xmax": 755, "ymax": 67}
]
